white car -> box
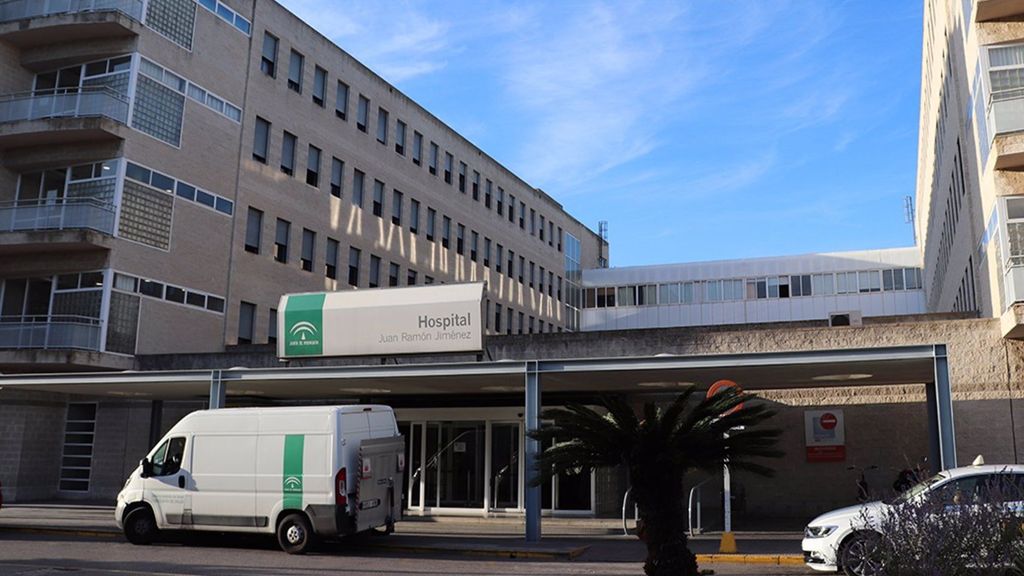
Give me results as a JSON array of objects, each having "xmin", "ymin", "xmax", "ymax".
[{"xmin": 801, "ymin": 463, "xmax": 1024, "ymax": 576}]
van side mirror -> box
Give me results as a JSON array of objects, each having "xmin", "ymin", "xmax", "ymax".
[{"xmin": 140, "ymin": 457, "xmax": 152, "ymax": 478}]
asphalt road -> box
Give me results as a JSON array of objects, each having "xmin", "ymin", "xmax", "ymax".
[{"xmin": 0, "ymin": 531, "xmax": 815, "ymax": 576}]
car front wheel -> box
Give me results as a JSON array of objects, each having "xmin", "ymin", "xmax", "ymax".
[
  {"xmin": 123, "ymin": 507, "xmax": 158, "ymax": 545},
  {"xmin": 840, "ymin": 531, "xmax": 882, "ymax": 576}
]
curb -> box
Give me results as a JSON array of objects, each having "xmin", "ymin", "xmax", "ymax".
[
  {"xmin": 0, "ymin": 526, "xmax": 118, "ymax": 539},
  {"xmin": 697, "ymin": 553, "xmax": 805, "ymax": 566}
]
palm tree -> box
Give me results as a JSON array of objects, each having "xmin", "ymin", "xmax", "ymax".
[{"xmin": 529, "ymin": 386, "xmax": 782, "ymax": 576}]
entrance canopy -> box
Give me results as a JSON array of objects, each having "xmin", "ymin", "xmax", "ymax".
[{"xmin": 0, "ymin": 344, "xmax": 954, "ymax": 541}]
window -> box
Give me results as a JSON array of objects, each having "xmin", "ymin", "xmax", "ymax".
[
  {"xmin": 409, "ymin": 199, "xmax": 420, "ymax": 234},
  {"xmin": 507, "ymin": 249, "xmax": 515, "ymax": 278},
  {"xmin": 836, "ymin": 271, "xmax": 858, "ymax": 294},
  {"xmin": 352, "ymin": 169, "xmax": 365, "ymax": 207},
  {"xmin": 508, "ymin": 194, "xmax": 516, "ymax": 223},
  {"xmin": 407, "ymin": 269, "xmax": 418, "ymax": 286},
  {"xmin": 335, "ymin": 81, "xmax": 348, "ymax": 120},
  {"xmin": 790, "ymin": 275, "xmax": 812, "ymax": 297},
  {"xmin": 470, "ymin": 231, "xmax": 478, "ymax": 261},
  {"xmin": 306, "ymin": 145, "xmax": 321, "ymax": 187},
  {"xmin": 373, "ymin": 180, "xmax": 384, "ymax": 217},
  {"xmin": 260, "ymin": 32, "xmax": 278, "ymax": 77},
  {"xmin": 288, "ymin": 49, "xmax": 303, "ymax": 92},
  {"xmin": 458, "ymin": 162, "xmax": 466, "ymax": 192},
  {"xmin": 413, "ymin": 131, "xmax": 423, "ymax": 165},
  {"xmin": 429, "ymin": 142, "xmax": 439, "ymax": 175},
  {"xmin": 442, "ymin": 216, "xmax": 451, "ymax": 248},
  {"xmin": 539, "ymin": 266, "xmax": 545, "ymax": 292},
  {"xmin": 518, "ymin": 255, "xmax": 525, "ymax": 283},
  {"xmin": 529, "ymin": 262, "xmax": 535, "ymax": 287},
  {"xmin": 357, "ymin": 95, "xmax": 369, "ymax": 132},
  {"xmin": 395, "ymin": 120, "xmax": 406, "ymax": 155},
  {"xmin": 426, "ymin": 207, "xmax": 436, "ymax": 241},
  {"xmin": 530, "ymin": 209, "xmax": 536, "ymax": 235},
  {"xmin": 519, "ymin": 201, "xmax": 526, "ymax": 229},
  {"xmin": 812, "ymin": 273, "xmax": 834, "ymax": 295},
  {"xmin": 495, "ymin": 305, "xmax": 502, "ymax": 333},
  {"xmin": 244, "ymin": 207, "xmax": 262, "ymax": 254},
  {"xmin": 456, "ymin": 223, "xmax": 465, "ymax": 255},
  {"xmin": 348, "ymin": 247, "xmax": 361, "ymax": 286},
  {"xmin": 539, "ymin": 215, "xmax": 545, "ymax": 241},
  {"xmin": 392, "ymin": 190, "xmax": 403, "ymax": 225},
  {"xmin": 325, "ymin": 238, "xmax": 339, "ymax": 279},
  {"xmin": 389, "ymin": 262, "xmax": 400, "ymax": 287},
  {"xmin": 274, "ymin": 218, "xmax": 290, "ymax": 263},
  {"xmin": 369, "ymin": 255, "xmax": 381, "ymax": 288},
  {"xmin": 269, "ymin": 308, "xmax": 278, "ymax": 343},
  {"xmin": 518, "ymin": 311, "xmax": 524, "ymax": 334},
  {"xmin": 238, "ymin": 301, "xmax": 256, "ymax": 344},
  {"xmin": 483, "ymin": 237, "xmax": 491, "ymax": 267},
  {"xmin": 557, "ymin": 227, "xmax": 563, "ymax": 251},
  {"xmin": 484, "ymin": 180, "xmax": 492, "ymax": 208},
  {"xmin": 280, "ymin": 131, "xmax": 296, "ymax": 175},
  {"xmin": 472, "ymin": 171, "xmax": 480, "ymax": 200},
  {"xmin": 300, "ymin": 228, "xmax": 315, "ymax": 271},
  {"xmin": 497, "ymin": 187, "xmax": 505, "ymax": 215},
  {"xmin": 548, "ymin": 221, "xmax": 554, "ymax": 247},
  {"xmin": 376, "ymin": 107, "xmax": 388, "ymax": 144},
  {"xmin": 506, "ymin": 307, "xmax": 513, "ymax": 335},
  {"xmin": 312, "ymin": 66, "xmax": 326, "ymax": 106},
  {"xmin": 548, "ymin": 271, "xmax": 554, "ymax": 296},
  {"xmin": 330, "ymin": 157, "xmax": 343, "ymax": 198},
  {"xmin": 444, "ymin": 152, "xmax": 453, "ymax": 184},
  {"xmin": 858, "ymin": 270, "xmax": 881, "ymax": 293},
  {"xmin": 253, "ymin": 117, "xmax": 270, "ymax": 163},
  {"xmin": 905, "ymin": 268, "xmax": 922, "ymax": 290}
]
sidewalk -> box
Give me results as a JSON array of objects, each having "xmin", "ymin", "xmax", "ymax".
[{"xmin": 0, "ymin": 502, "xmax": 805, "ymax": 565}]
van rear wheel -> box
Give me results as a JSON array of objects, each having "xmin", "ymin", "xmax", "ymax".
[
  {"xmin": 277, "ymin": 513, "xmax": 314, "ymax": 554},
  {"xmin": 123, "ymin": 507, "xmax": 158, "ymax": 545}
]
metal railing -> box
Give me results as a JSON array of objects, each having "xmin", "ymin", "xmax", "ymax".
[
  {"xmin": 0, "ymin": 86, "xmax": 129, "ymax": 125},
  {"xmin": 0, "ymin": 197, "xmax": 116, "ymax": 235},
  {"xmin": 0, "ymin": 0, "xmax": 144, "ymax": 23},
  {"xmin": 0, "ymin": 314, "xmax": 102, "ymax": 351}
]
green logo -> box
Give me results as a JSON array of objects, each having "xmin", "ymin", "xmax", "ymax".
[
  {"xmin": 284, "ymin": 293, "xmax": 326, "ymax": 357},
  {"xmin": 283, "ymin": 434, "xmax": 304, "ymax": 509}
]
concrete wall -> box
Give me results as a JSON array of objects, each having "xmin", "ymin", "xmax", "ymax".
[{"xmin": 0, "ymin": 390, "xmax": 67, "ymax": 501}]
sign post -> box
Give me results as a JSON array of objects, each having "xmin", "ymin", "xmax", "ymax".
[{"xmin": 707, "ymin": 379, "xmax": 741, "ymax": 554}]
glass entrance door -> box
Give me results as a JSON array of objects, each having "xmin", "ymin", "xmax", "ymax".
[{"xmin": 490, "ymin": 423, "xmax": 519, "ymax": 510}]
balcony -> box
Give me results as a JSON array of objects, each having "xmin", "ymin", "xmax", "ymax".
[
  {"xmin": 0, "ymin": 315, "xmax": 101, "ymax": 351},
  {"xmin": 976, "ymin": 0, "xmax": 1024, "ymax": 22},
  {"xmin": 0, "ymin": 87, "xmax": 129, "ymax": 149},
  {"xmin": 0, "ymin": 197, "xmax": 116, "ymax": 254},
  {"xmin": 987, "ymin": 91, "xmax": 1024, "ymax": 169},
  {"xmin": 0, "ymin": 0, "xmax": 143, "ymax": 47}
]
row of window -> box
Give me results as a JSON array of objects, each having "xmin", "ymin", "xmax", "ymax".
[
  {"xmin": 196, "ymin": 0, "xmax": 251, "ymax": 35},
  {"xmin": 125, "ymin": 161, "xmax": 233, "ymax": 216},
  {"xmin": 138, "ymin": 56, "xmax": 242, "ymax": 123},
  {"xmin": 256, "ymin": 31, "xmax": 565, "ymax": 254},
  {"xmin": 584, "ymin": 268, "xmax": 924, "ymax": 309},
  {"xmin": 243, "ymin": 206, "xmax": 568, "ymax": 302},
  {"xmin": 113, "ymin": 272, "xmax": 225, "ymax": 314}
]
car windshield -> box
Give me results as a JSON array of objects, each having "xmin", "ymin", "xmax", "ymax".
[{"xmin": 894, "ymin": 472, "xmax": 946, "ymax": 503}]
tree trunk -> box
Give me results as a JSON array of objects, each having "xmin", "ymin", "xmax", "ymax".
[{"xmin": 639, "ymin": 497, "xmax": 698, "ymax": 576}]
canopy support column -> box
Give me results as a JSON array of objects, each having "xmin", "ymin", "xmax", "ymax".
[
  {"xmin": 524, "ymin": 361, "xmax": 541, "ymax": 542},
  {"xmin": 926, "ymin": 345, "xmax": 956, "ymax": 472},
  {"xmin": 209, "ymin": 370, "xmax": 225, "ymax": 409}
]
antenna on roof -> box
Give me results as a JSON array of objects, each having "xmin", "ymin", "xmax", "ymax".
[{"xmin": 904, "ymin": 196, "xmax": 917, "ymax": 245}]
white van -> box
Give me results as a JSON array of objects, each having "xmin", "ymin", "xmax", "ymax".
[{"xmin": 115, "ymin": 405, "xmax": 404, "ymax": 553}]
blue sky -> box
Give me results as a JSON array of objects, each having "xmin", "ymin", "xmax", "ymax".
[{"xmin": 279, "ymin": 0, "xmax": 924, "ymax": 267}]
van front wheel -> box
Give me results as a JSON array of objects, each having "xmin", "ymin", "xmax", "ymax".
[
  {"xmin": 277, "ymin": 513, "xmax": 314, "ymax": 554},
  {"xmin": 123, "ymin": 507, "xmax": 158, "ymax": 545}
]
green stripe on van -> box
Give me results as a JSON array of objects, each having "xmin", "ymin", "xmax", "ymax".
[{"xmin": 282, "ymin": 434, "xmax": 304, "ymax": 509}]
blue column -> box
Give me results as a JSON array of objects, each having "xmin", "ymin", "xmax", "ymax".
[
  {"xmin": 933, "ymin": 345, "xmax": 957, "ymax": 470},
  {"xmin": 524, "ymin": 361, "xmax": 541, "ymax": 542},
  {"xmin": 209, "ymin": 370, "xmax": 226, "ymax": 409}
]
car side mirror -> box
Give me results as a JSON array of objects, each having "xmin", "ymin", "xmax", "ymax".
[{"xmin": 140, "ymin": 457, "xmax": 152, "ymax": 478}]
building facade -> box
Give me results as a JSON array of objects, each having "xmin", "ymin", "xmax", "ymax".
[
  {"xmin": 581, "ymin": 248, "xmax": 925, "ymax": 331},
  {"xmin": 0, "ymin": 0, "xmax": 607, "ymax": 374},
  {"xmin": 916, "ymin": 0, "xmax": 1024, "ymax": 339}
]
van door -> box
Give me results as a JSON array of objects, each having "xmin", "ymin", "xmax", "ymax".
[
  {"xmin": 189, "ymin": 435, "xmax": 258, "ymax": 530},
  {"xmin": 355, "ymin": 436, "xmax": 405, "ymax": 533},
  {"xmin": 145, "ymin": 436, "xmax": 187, "ymax": 526}
]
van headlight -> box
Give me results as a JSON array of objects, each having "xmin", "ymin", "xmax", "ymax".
[{"xmin": 805, "ymin": 525, "xmax": 838, "ymax": 538}]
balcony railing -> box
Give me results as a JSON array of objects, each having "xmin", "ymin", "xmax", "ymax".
[
  {"xmin": 0, "ymin": 0, "xmax": 143, "ymax": 23},
  {"xmin": 0, "ymin": 197, "xmax": 116, "ymax": 235},
  {"xmin": 0, "ymin": 86, "xmax": 129, "ymax": 126},
  {"xmin": 988, "ymin": 89, "xmax": 1024, "ymax": 137},
  {"xmin": 0, "ymin": 315, "xmax": 101, "ymax": 351}
]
